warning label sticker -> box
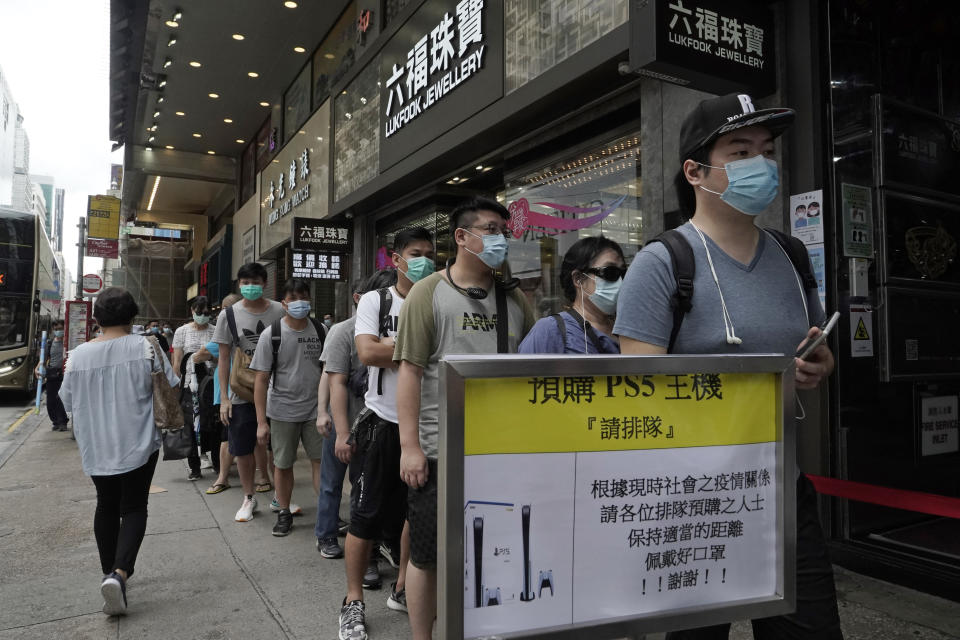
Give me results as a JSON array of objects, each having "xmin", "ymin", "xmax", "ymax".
[{"xmin": 849, "ymin": 306, "xmax": 873, "ymax": 358}]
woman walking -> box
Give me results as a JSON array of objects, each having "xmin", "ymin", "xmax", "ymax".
[{"xmin": 59, "ymin": 287, "xmax": 179, "ymax": 616}]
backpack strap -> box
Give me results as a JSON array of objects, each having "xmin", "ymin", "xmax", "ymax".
[
  {"xmin": 225, "ymin": 305, "xmax": 240, "ymax": 347},
  {"xmin": 765, "ymin": 228, "xmax": 818, "ymax": 291},
  {"xmin": 564, "ymin": 309, "xmax": 604, "ymax": 353},
  {"xmin": 552, "ymin": 314, "xmax": 568, "ymax": 353},
  {"xmin": 645, "ymin": 229, "xmax": 695, "ymax": 353},
  {"xmin": 495, "ymin": 282, "xmax": 508, "ymax": 354},
  {"xmin": 308, "ymin": 317, "xmax": 327, "ymax": 373},
  {"xmin": 270, "ymin": 318, "xmax": 282, "ymax": 379},
  {"xmin": 376, "ymin": 288, "xmax": 393, "ymax": 395}
]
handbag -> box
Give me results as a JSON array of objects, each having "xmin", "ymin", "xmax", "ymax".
[
  {"xmin": 224, "ymin": 306, "xmax": 257, "ymax": 402},
  {"xmin": 162, "ymin": 425, "xmax": 194, "ymax": 460},
  {"xmin": 147, "ymin": 336, "xmax": 184, "ymax": 431}
]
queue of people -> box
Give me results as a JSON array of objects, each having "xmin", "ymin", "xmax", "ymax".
[{"xmin": 54, "ymin": 92, "xmax": 839, "ymax": 640}]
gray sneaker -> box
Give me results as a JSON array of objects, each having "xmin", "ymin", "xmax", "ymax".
[
  {"xmin": 362, "ymin": 559, "xmax": 381, "ymax": 590},
  {"xmin": 317, "ymin": 537, "xmax": 344, "ymax": 559},
  {"xmin": 387, "ymin": 582, "xmax": 407, "ymax": 613},
  {"xmin": 338, "ymin": 599, "xmax": 368, "ymax": 640}
]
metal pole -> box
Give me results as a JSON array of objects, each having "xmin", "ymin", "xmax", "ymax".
[{"xmin": 76, "ymin": 216, "xmax": 86, "ymax": 300}]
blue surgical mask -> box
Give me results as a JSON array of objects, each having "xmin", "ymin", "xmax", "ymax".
[
  {"xmin": 54, "ymin": 330, "xmax": 64, "ymax": 338},
  {"xmin": 398, "ymin": 255, "xmax": 435, "ymax": 283},
  {"xmin": 464, "ymin": 230, "xmax": 508, "ymax": 268},
  {"xmin": 150, "ymin": 327, "xmax": 160, "ymax": 334},
  {"xmin": 286, "ymin": 300, "xmax": 311, "ymax": 319},
  {"xmin": 699, "ymin": 155, "xmax": 779, "ymax": 216},
  {"xmin": 193, "ymin": 313, "xmax": 210, "ymax": 325},
  {"xmin": 240, "ymin": 284, "xmax": 264, "ymax": 301},
  {"xmin": 587, "ymin": 276, "xmax": 622, "ymax": 316}
]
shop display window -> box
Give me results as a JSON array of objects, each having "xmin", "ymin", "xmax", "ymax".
[
  {"xmin": 501, "ymin": 131, "xmax": 641, "ymax": 317},
  {"xmin": 284, "ymin": 64, "xmax": 312, "ymax": 144},
  {"xmin": 313, "ymin": 2, "xmax": 358, "ymax": 110},
  {"xmin": 375, "ymin": 208, "xmax": 452, "ymax": 272},
  {"xmin": 505, "ymin": 0, "xmax": 628, "ymax": 93},
  {"xmin": 334, "ymin": 57, "xmax": 381, "ymax": 201}
]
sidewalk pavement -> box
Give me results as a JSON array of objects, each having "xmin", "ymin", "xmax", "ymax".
[{"xmin": 1, "ymin": 411, "xmax": 959, "ymax": 640}]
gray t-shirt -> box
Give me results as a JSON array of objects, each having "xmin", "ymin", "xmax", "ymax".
[
  {"xmin": 249, "ymin": 318, "xmax": 324, "ymax": 421},
  {"xmin": 394, "ymin": 273, "xmax": 535, "ymax": 458},
  {"xmin": 212, "ymin": 300, "xmax": 285, "ymax": 404},
  {"xmin": 47, "ymin": 339, "xmax": 64, "ymax": 369},
  {"xmin": 320, "ymin": 317, "xmax": 364, "ymax": 429},
  {"xmin": 613, "ymin": 223, "xmax": 824, "ymax": 355}
]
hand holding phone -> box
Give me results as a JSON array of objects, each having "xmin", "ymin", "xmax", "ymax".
[{"xmin": 795, "ymin": 311, "xmax": 841, "ymax": 360}]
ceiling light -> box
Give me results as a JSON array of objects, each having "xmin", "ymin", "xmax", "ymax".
[
  {"xmin": 476, "ymin": 165, "xmax": 484, "ymax": 170},
  {"xmin": 158, "ymin": 78, "xmax": 167, "ymax": 88},
  {"xmin": 223, "ymin": 118, "xmax": 233, "ymax": 123},
  {"xmin": 145, "ymin": 146, "xmax": 153, "ymax": 151},
  {"xmin": 165, "ymin": 145, "xmax": 174, "ymax": 150},
  {"xmin": 207, "ymin": 151, "xmax": 215, "ymax": 155},
  {"xmin": 173, "ymin": 9, "xmax": 182, "ymax": 21},
  {"xmin": 293, "ymin": 46, "xmax": 306, "ymax": 53},
  {"xmin": 148, "ymin": 135, "xmax": 155, "ymax": 142},
  {"xmin": 324, "ymin": 53, "xmax": 335, "ymax": 60},
  {"xmin": 153, "ymin": 110, "xmax": 160, "ymax": 118},
  {"xmin": 284, "ymin": 1, "xmax": 298, "ymax": 7},
  {"xmin": 360, "ymin": 97, "xmax": 367, "ymax": 105},
  {"xmin": 208, "ymin": 93, "xmax": 219, "ymax": 98},
  {"xmin": 150, "ymin": 124, "xmax": 158, "ymax": 131},
  {"xmin": 236, "ymin": 139, "xmax": 245, "ymax": 144},
  {"xmin": 157, "ymin": 96, "xmax": 165, "ymax": 103},
  {"xmin": 167, "ymin": 35, "xmax": 177, "ymax": 46},
  {"xmin": 189, "ymin": 61, "xmax": 201, "ymax": 68},
  {"xmin": 259, "ymin": 101, "xmax": 269, "ymax": 107},
  {"xmin": 163, "ymin": 58, "xmax": 173, "ymax": 68},
  {"xmin": 232, "ymin": 33, "xmax": 245, "ymax": 40},
  {"xmin": 165, "ymin": 19, "xmax": 179, "ymax": 27},
  {"xmin": 192, "ymin": 133, "xmax": 202, "ymax": 138},
  {"xmin": 248, "ymin": 71, "xmax": 259, "ymax": 78},
  {"xmin": 175, "ymin": 111, "xmax": 185, "ymax": 116},
  {"xmin": 147, "ymin": 176, "xmax": 161, "ymax": 210}
]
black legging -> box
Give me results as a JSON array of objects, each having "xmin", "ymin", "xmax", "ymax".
[{"xmin": 90, "ymin": 451, "xmax": 159, "ymax": 577}]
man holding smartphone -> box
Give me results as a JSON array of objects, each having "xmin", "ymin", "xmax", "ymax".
[{"xmin": 615, "ymin": 93, "xmax": 841, "ymax": 639}]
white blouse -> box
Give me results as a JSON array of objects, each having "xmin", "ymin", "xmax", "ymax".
[{"xmin": 60, "ymin": 335, "xmax": 180, "ymax": 476}]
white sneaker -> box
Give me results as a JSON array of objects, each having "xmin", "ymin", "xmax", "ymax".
[
  {"xmin": 235, "ymin": 496, "xmax": 258, "ymax": 522},
  {"xmin": 270, "ymin": 497, "xmax": 302, "ymax": 515},
  {"xmin": 199, "ymin": 454, "xmax": 213, "ymax": 470}
]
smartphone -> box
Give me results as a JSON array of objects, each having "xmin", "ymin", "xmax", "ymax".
[{"xmin": 795, "ymin": 311, "xmax": 841, "ymax": 360}]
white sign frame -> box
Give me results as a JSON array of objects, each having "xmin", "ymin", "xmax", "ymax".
[{"xmin": 440, "ymin": 354, "xmax": 797, "ymax": 639}]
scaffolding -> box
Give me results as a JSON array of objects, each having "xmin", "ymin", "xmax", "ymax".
[{"xmin": 114, "ymin": 231, "xmax": 192, "ymax": 325}]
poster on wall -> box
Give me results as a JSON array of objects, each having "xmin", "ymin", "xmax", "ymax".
[
  {"xmin": 919, "ymin": 395, "xmax": 959, "ymax": 457},
  {"xmin": 807, "ymin": 244, "xmax": 826, "ymax": 311},
  {"xmin": 442, "ymin": 356, "xmax": 795, "ymax": 640},
  {"xmin": 841, "ymin": 183, "xmax": 874, "ymax": 258},
  {"xmin": 789, "ymin": 190, "xmax": 824, "ymax": 246}
]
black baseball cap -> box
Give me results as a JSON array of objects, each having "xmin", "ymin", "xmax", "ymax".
[{"xmin": 678, "ymin": 93, "xmax": 795, "ymax": 162}]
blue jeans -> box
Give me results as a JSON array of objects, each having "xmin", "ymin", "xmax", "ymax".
[{"xmin": 315, "ymin": 432, "xmax": 353, "ymax": 540}]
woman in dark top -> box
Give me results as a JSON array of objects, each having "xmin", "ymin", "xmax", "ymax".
[{"xmin": 519, "ymin": 235, "xmax": 626, "ymax": 355}]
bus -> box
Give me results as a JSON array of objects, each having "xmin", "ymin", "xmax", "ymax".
[{"xmin": 0, "ymin": 207, "xmax": 61, "ymax": 392}]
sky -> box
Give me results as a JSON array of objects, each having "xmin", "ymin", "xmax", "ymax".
[{"xmin": 0, "ymin": 0, "xmax": 122, "ymax": 282}]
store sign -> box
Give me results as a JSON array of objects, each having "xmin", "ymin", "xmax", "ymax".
[
  {"xmin": 629, "ymin": 0, "xmax": 776, "ymax": 96},
  {"xmin": 86, "ymin": 195, "xmax": 121, "ymax": 240},
  {"xmin": 86, "ymin": 237, "xmax": 119, "ymax": 259},
  {"xmin": 199, "ymin": 262, "xmax": 210, "ymax": 297},
  {"xmin": 291, "ymin": 250, "xmax": 346, "ymax": 281},
  {"xmin": 379, "ymin": 0, "xmax": 504, "ymax": 169},
  {"xmin": 292, "ymin": 217, "xmax": 352, "ymax": 252},
  {"xmin": 259, "ymin": 101, "xmax": 331, "ymax": 254},
  {"xmin": 880, "ymin": 98, "xmax": 960, "ymax": 199}
]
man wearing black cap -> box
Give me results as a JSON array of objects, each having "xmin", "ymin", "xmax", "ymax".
[{"xmin": 614, "ymin": 93, "xmax": 842, "ymax": 639}]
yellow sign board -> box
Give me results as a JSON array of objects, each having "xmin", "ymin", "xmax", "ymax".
[
  {"xmin": 464, "ymin": 373, "xmax": 777, "ymax": 455},
  {"xmin": 86, "ymin": 195, "xmax": 121, "ymax": 239}
]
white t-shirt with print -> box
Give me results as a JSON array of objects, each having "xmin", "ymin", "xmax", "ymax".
[{"xmin": 354, "ymin": 286, "xmax": 403, "ymax": 423}]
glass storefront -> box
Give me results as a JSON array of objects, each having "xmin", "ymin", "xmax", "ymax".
[
  {"xmin": 501, "ymin": 131, "xmax": 641, "ymax": 317},
  {"xmin": 334, "ymin": 57, "xmax": 381, "ymax": 201},
  {"xmin": 312, "ymin": 2, "xmax": 358, "ymax": 110},
  {"xmin": 505, "ymin": 0, "xmax": 628, "ymax": 93},
  {"xmin": 283, "ymin": 63, "xmax": 312, "ymax": 144}
]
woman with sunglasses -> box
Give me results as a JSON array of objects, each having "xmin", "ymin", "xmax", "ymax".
[{"xmin": 519, "ymin": 235, "xmax": 626, "ymax": 355}]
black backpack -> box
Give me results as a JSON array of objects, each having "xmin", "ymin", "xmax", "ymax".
[
  {"xmin": 347, "ymin": 288, "xmax": 393, "ymax": 399},
  {"xmin": 647, "ymin": 227, "xmax": 818, "ymax": 352},
  {"xmin": 269, "ymin": 316, "xmax": 327, "ymax": 381}
]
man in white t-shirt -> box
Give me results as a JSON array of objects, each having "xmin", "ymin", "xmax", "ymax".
[{"xmin": 338, "ymin": 227, "xmax": 435, "ymax": 640}]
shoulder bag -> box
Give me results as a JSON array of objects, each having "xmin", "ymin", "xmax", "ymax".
[{"xmin": 147, "ymin": 336, "xmax": 184, "ymax": 431}]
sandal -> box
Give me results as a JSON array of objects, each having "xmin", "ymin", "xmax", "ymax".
[
  {"xmin": 205, "ymin": 483, "xmax": 231, "ymax": 495},
  {"xmin": 255, "ymin": 482, "xmax": 272, "ymax": 493}
]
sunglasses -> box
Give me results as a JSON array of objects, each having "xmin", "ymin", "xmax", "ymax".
[{"xmin": 584, "ymin": 266, "xmax": 627, "ymax": 282}]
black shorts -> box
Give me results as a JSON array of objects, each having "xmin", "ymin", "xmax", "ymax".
[
  {"xmin": 408, "ymin": 458, "xmax": 439, "ymax": 570},
  {"xmin": 227, "ymin": 403, "xmax": 258, "ymax": 457},
  {"xmin": 348, "ymin": 411, "xmax": 407, "ymax": 541}
]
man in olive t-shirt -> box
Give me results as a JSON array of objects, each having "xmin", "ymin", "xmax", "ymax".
[{"xmin": 394, "ymin": 198, "xmax": 534, "ymax": 640}]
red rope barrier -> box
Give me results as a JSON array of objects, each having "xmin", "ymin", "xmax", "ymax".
[{"xmin": 807, "ymin": 475, "xmax": 960, "ymax": 519}]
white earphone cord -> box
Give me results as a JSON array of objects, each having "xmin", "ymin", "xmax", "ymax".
[{"xmin": 689, "ymin": 222, "xmax": 742, "ymax": 346}]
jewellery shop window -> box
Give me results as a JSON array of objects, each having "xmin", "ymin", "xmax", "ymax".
[
  {"xmin": 374, "ymin": 208, "xmax": 453, "ymax": 272},
  {"xmin": 500, "ymin": 132, "xmax": 642, "ymax": 319}
]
